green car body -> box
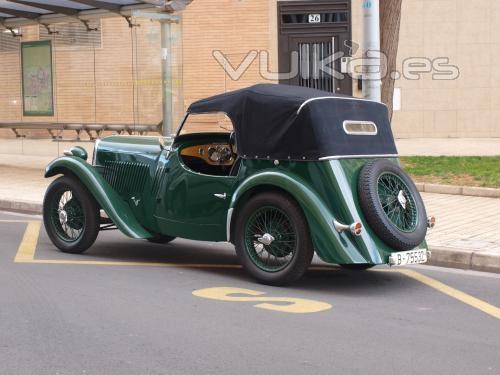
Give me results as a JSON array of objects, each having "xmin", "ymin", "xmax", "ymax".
[
  {"xmin": 43, "ymin": 85, "xmax": 431, "ymax": 284},
  {"xmin": 45, "ymin": 134, "xmax": 427, "ymax": 266}
]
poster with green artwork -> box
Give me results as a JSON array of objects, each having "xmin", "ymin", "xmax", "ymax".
[{"xmin": 21, "ymin": 40, "xmax": 54, "ymax": 116}]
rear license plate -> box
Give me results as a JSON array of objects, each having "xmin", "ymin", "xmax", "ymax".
[{"xmin": 389, "ymin": 249, "xmax": 428, "ymax": 266}]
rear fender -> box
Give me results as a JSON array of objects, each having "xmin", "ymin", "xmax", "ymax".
[
  {"xmin": 45, "ymin": 156, "xmax": 152, "ymax": 239},
  {"xmin": 228, "ymin": 170, "xmax": 369, "ymax": 264}
]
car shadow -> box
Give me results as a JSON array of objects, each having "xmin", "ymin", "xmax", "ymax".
[
  {"xmin": 40, "ymin": 234, "xmax": 412, "ymax": 295},
  {"xmin": 298, "ymin": 268, "xmax": 412, "ymax": 296},
  {"xmin": 40, "ymin": 235, "xmax": 238, "ymax": 266}
]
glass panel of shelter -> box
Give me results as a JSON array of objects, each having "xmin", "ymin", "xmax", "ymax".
[
  {"xmin": 0, "ymin": 20, "xmax": 102, "ymax": 157},
  {"xmin": 131, "ymin": 10, "xmax": 184, "ymax": 138},
  {"xmin": 0, "ymin": 13, "xmax": 184, "ymax": 157}
]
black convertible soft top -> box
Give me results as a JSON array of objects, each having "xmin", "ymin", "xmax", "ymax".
[{"xmin": 187, "ymin": 84, "xmax": 398, "ymax": 161}]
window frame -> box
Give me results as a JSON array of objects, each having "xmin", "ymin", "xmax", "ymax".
[
  {"xmin": 342, "ymin": 120, "xmax": 378, "ymax": 136},
  {"xmin": 175, "ymin": 112, "xmax": 234, "ymax": 137}
]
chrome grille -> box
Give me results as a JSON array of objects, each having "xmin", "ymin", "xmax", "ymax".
[{"xmin": 102, "ymin": 161, "xmax": 149, "ymax": 196}]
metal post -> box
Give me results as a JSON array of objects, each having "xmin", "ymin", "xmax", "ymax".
[
  {"xmin": 161, "ymin": 20, "xmax": 174, "ymax": 137},
  {"xmin": 362, "ymin": 0, "xmax": 382, "ymax": 102},
  {"xmin": 133, "ymin": 10, "xmax": 181, "ymax": 137}
]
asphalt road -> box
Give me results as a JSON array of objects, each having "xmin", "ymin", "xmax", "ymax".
[{"xmin": 0, "ymin": 211, "xmax": 499, "ymax": 375}]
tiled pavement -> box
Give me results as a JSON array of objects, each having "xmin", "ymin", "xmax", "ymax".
[
  {"xmin": 422, "ymin": 192, "xmax": 500, "ymax": 253},
  {"xmin": 0, "ymin": 154, "xmax": 54, "ymax": 204}
]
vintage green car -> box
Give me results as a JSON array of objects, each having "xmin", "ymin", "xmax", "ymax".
[{"xmin": 43, "ymin": 84, "xmax": 434, "ymax": 285}]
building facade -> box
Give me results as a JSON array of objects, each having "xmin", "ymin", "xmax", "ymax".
[{"xmin": 0, "ymin": 0, "xmax": 498, "ymax": 139}]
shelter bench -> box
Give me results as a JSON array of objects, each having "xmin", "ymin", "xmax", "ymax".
[{"xmin": 0, "ymin": 122, "xmax": 162, "ymax": 140}]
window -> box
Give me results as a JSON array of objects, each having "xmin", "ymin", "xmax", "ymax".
[
  {"xmin": 179, "ymin": 112, "xmax": 234, "ymax": 135},
  {"xmin": 343, "ymin": 121, "xmax": 378, "ymax": 135}
]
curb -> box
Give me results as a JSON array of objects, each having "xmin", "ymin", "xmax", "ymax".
[
  {"xmin": 427, "ymin": 245, "xmax": 500, "ymax": 274},
  {"xmin": 415, "ymin": 183, "xmax": 500, "ymax": 198},
  {"xmin": 0, "ymin": 199, "xmax": 42, "ymax": 215}
]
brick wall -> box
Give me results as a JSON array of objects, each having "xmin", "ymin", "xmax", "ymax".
[
  {"xmin": 1, "ymin": 1, "xmax": 499, "ymax": 140},
  {"xmin": 0, "ymin": 1, "xmax": 275, "ymax": 139},
  {"xmin": 182, "ymin": 0, "xmax": 272, "ymax": 104},
  {"xmin": 0, "ymin": 51, "xmax": 22, "ymax": 125}
]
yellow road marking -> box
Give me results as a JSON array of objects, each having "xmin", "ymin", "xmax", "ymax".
[
  {"xmin": 8, "ymin": 220, "xmax": 339, "ymax": 270},
  {"xmin": 398, "ymin": 269, "xmax": 500, "ymax": 320},
  {"xmin": 193, "ymin": 287, "xmax": 332, "ymax": 314},
  {"xmin": 14, "ymin": 221, "xmax": 41, "ymax": 263},
  {"xmin": 14, "ymin": 257, "xmax": 338, "ymax": 271},
  {"xmin": 22, "ymin": 259, "xmax": 243, "ymax": 268},
  {"xmin": 4, "ymin": 220, "xmax": 500, "ymax": 319}
]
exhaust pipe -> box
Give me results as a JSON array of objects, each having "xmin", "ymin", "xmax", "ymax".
[
  {"xmin": 427, "ymin": 216, "xmax": 436, "ymax": 229},
  {"xmin": 333, "ymin": 220, "xmax": 363, "ymax": 236}
]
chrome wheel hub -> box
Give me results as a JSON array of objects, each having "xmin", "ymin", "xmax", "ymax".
[
  {"xmin": 245, "ymin": 206, "xmax": 296, "ymax": 272},
  {"xmin": 397, "ymin": 190, "xmax": 407, "ymax": 210},
  {"xmin": 59, "ymin": 210, "xmax": 68, "ymax": 225},
  {"xmin": 257, "ymin": 233, "xmax": 275, "ymax": 246}
]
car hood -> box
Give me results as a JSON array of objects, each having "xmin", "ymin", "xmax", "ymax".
[{"xmin": 96, "ymin": 135, "xmax": 173, "ymax": 156}]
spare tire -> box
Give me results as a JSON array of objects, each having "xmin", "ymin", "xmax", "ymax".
[{"xmin": 358, "ymin": 159, "xmax": 427, "ymax": 251}]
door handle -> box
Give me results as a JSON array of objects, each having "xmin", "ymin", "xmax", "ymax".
[{"xmin": 214, "ymin": 193, "xmax": 227, "ymax": 200}]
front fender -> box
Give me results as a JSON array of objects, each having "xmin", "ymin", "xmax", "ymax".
[
  {"xmin": 229, "ymin": 170, "xmax": 368, "ymax": 264},
  {"xmin": 45, "ymin": 156, "xmax": 152, "ymax": 239}
]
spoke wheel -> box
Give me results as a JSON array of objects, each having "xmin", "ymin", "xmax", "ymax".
[
  {"xmin": 244, "ymin": 206, "xmax": 297, "ymax": 272},
  {"xmin": 358, "ymin": 160, "xmax": 428, "ymax": 251},
  {"xmin": 235, "ymin": 192, "xmax": 314, "ymax": 286},
  {"xmin": 377, "ymin": 172, "xmax": 418, "ymax": 233},
  {"xmin": 50, "ymin": 189, "xmax": 85, "ymax": 242},
  {"xmin": 43, "ymin": 176, "xmax": 100, "ymax": 254}
]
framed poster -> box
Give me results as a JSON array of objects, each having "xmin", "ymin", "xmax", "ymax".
[{"xmin": 21, "ymin": 40, "xmax": 54, "ymax": 116}]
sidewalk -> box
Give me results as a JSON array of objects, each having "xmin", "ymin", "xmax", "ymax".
[
  {"xmin": 0, "ymin": 150, "xmax": 499, "ymax": 273},
  {"xmin": 0, "ymin": 154, "xmax": 54, "ymax": 205},
  {"xmin": 422, "ymin": 193, "xmax": 500, "ymax": 273}
]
